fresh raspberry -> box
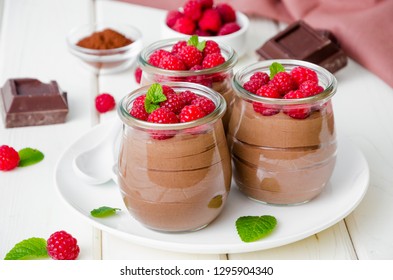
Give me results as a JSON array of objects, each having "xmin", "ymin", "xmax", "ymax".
[
  {"xmin": 179, "ymin": 90, "xmax": 198, "ymax": 105},
  {"xmin": 283, "ymin": 89, "xmax": 308, "ymax": 99},
  {"xmin": 172, "ymin": 16, "xmax": 196, "ymax": 35},
  {"xmin": 46, "ymin": 231, "xmax": 80, "ymax": 260},
  {"xmin": 195, "ymin": 29, "xmax": 213, "ymax": 36},
  {"xmin": 130, "ymin": 104, "xmax": 149, "ymax": 121},
  {"xmin": 250, "ymin": 71, "xmax": 270, "ymax": 84},
  {"xmin": 283, "ymin": 90, "xmax": 311, "ymax": 119},
  {"xmin": 298, "ymin": 80, "xmax": 324, "ymax": 97},
  {"xmin": 158, "ymin": 54, "xmax": 187, "ymax": 70},
  {"xmin": 271, "ymin": 72, "xmax": 296, "ymax": 96},
  {"xmin": 162, "ymin": 85, "xmax": 176, "ymax": 96},
  {"xmin": 134, "ymin": 67, "xmax": 142, "ymax": 84},
  {"xmin": 198, "ymin": 8, "xmax": 222, "ymax": 33},
  {"xmin": 183, "ymin": 0, "xmax": 203, "ymax": 21},
  {"xmin": 191, "ymin": 96, "xmax": 216, "ymax": 114},
  {"xmin": 202, "ymin": 53, "xmax": 225, "ymax": 69},
  {"xmin": 215, "ymin": 3, "xmax": 237, "ymax": 23},
  {"xmin": 198, "ymin": 0, "xmax": 213, "ymax": 9},
  {"xmin": 256, "ymin": 84, "xmax": 281, "ymax": 98},
  {"xmin": 253, "ymin": 102, "xmax": 280, "ymax": 116},
  {"xmin": 148, "ymin": 49, "xmax": 171, "ymax": 67},
  {"xmin": 133, "ymin": 94, "xmax": 146, "ymax": 108},
  {"xmin": 171, "ymin": 40, "xmax": 187, "ymax": 55},
  {"xmin": 166, "ymin": 10, "xmax": 184, "ymax": 28},
  {"xmin": 290, "ymin": 66, "xmax": 318, "ymax": 87},
  {"xmin": 202, "ymin": 40, "xmax": 221, "ymax": 57},
  {"xmin": 160, "ymin": 93, "xmax": 186, "ymax": 114},
  {"xmin": 0, "ymin": 145, "xmax": 20, "ymax": 171},
  {"xmin": 243, "ymin": 79, "xmax": 263, "ymax": 94},
  {"xmin": 218, "ymin": 22, "xmax": 241, "ymax": 35},
  {"xmin": 95, "ymin": 93, "xmax": 116, "ymax": 113},
  {"xmin": 147, "ymin": 107, "xmax": 179, "ymax": 124},
  {"xmin": 177, "ymin": 45, "xmax": 203, "ymax": 69},
  {"xmin": 179, "ymin": 105, "xmax": 207, "ymax": 122}
]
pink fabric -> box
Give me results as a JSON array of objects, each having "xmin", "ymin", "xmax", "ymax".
[{"xmin": 119, "ymin": 0, "xmax": 393, "ymax": 87}]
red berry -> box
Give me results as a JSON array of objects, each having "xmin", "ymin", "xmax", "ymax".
[
  {"xmin": 133, "ymin": 94, "xmax": 146, "ymax": 108},
  {"xmin": 271, "ymin": 72, "xmax": 296, "ymax": 96},
  {"xmin": 250, "ymin": 72, "xmax": 270, "ymax": 84},
  {"xmin": 173, "ymin": 16, "xmax": 196, "ymax": 35},
  {"xmin": 283, "ymin": 90, "xmax": 311, "ymax": 119},
  {"xmin": 158, "ymin": 54, "xmax": 187, "ymax": 70},
  {"xmin": 256, "ymin": 84, "xmax": 281, "ymax": 98},
  {"xmin": 179, "ymin": 90, "xmax": 198, "ymax": 105},
  {"xmin": 191, "ymin": 96, "xmax": 216, "ymax": 114},
  {"xmin": 162, "ymin": 85, "xmax": 176, "ymax": 96},
  {"xmin": 198, "ymin": 0, "xmax": 213, "ymax": 9},
  {"xmin": 290, "ymin": 66, "xmax": 318, "ymax": 87},
  {"xmin": 218, "ymin": 22, "xmax": 241, "ymax": 35},
  {"xmin": 202, "ymin": 53, "xmax": 225, "ymax": 69},
  {"xmin": 0, "ymin": 145, "xmax": 20, "ymax": 171},
  {"xmin": 202, "ymin": 40, "xmax": 221, "ymax": 57},
  {"xmin": 253, "ymin": 102, "xmax": 280, "ymax": 116},
  {"xmin": 195, "ymin": 29, "xmax": 213, "ymax": 36},
  {"xmin": 283, "ymin": 89, "xmax": 308, "ymax": 99},
  {"xmin": 171, "ymin": 40, "xmax": 187, "ymax": 55},
  {"xmin": 179, "ymin": 105, "xmax": 207, "ymax": 122},
  {"xmin": 215, "ymin": 3, "xmax": 237, "ymax": 23},
  {"xmin": 243, "ymin": 79, "xmax": 264, "ymax": 94},
  {"xmin": 134, "ymin": 67, "xmax": 142, "ymax": 84},
  {"xmin": 148, "ymin": 49, "xmax": 171, "ymax": 67},
  {"xmin": 147, "ymin": 107, "xmax": 179, "ymax": 124},
  {"xmin": 130, "ymin": 104, "xmax": 149, "ymax": 121},
  {"xmin": 177, "ymin": 45, "xmax": 203, "ymax": 69},
  {"xmin": 183, "ymin": 0, "xmax": 203, "ymax": 21},
  {"xmin": 46, "ymin": 231, "xmax": 80, "ymax": 260},
  {"xmin": 198, "ymin": 9, "xmax": 222, "ymax": 33},
  {"xmin": 95, "ymin": 93, "xmax": 116, "ymax": 113},
  {"xmin": 166, "ymin": 10, "xmax": 184, "ymax": 28},
  {"xmin": 160, "ymin": 93, "xmax": 186, "ymax": 114},
  {"xmin": 299, "ymin": 80, "xmax": 324, "ymax": 97}
]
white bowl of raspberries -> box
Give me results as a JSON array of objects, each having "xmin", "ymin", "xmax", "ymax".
[{"xmin": 161, "ymin": 0, "xmax": 250, "ymax": 57}]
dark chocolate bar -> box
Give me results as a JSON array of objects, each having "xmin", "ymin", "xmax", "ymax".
[
  {"xmin": 0, "ymin": 78, "xmax": 69, "ymax": 128},
  {"xmin": 256, "ymin": 20, "xmax": 347, "ymax": 73}
]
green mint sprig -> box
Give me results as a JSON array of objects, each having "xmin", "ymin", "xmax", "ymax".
[
  {"xmin": 236, "ymin": 215, "xmax": 277, "ymax": 242},
  {"xmin": 187, "ymin": 35, "xmax": 206, "ymax": 52},
  {"xmin": 269, "ymin": 62, "xmax": 286, "ymax": 79},
  {"xmin": 4, "ymin": 237, "xmax": 48, "ymax": 260},
  {"xmin": 144, "ymin": 83, "xmax": 167, "ymax": 113},
  {"xmin": 90, "ymin": 206, "xmax": 121, "ymax": 218},
  {"xmin": 18, "ymin": 148, "xmax": 44, "ymax": 167}
]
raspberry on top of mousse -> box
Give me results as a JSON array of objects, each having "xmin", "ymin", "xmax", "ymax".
[
  {"xmin": 129, "ymin": 83, "xmax": 216, "ymax": 140},
  {"xmin": 243, "ymin": 62, "xmax": 325, "ymax": 119}
]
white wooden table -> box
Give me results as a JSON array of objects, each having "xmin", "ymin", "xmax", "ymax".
[{"xmin": 1, "ymin": 0, "xmax": 392, "ymax": 261}]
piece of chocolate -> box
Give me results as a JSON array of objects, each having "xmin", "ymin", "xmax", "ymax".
[
  {"xmin": 256, "ymin": 20, "xmax": 347, "ymax": 73},
  {"xmin": 0, "ymin": 78, "xmax": 68, "ymax": 128}
]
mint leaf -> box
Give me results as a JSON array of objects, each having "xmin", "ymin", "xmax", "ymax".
[
  {"xmin": 4, "ymin": 237, "xmax": 48, "ymax": 260},
  {"xmin": 187, "ymin": 35, "xmax": 206, "ymax": 52},
  {"xmin": 18, "ymin": 148, "xmax": 44, "ymax": 167},
  {"xmin": 236, "ymin": 215, "xmax": 277, "ymax": 242},
  {"xmin": 144, "ymin": 83, "xmax": 167, "ymax": 113},
  {"xmin": 269, "ymin": 62, "xmax": 286, "ymax": 79},
  {"xmin": 90, "ymin": 206, "xmax": 121, "ymax": 218}
]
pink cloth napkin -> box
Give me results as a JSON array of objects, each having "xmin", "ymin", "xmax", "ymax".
[{"xmin": 119, "ymin": 0, "xmax": 393, "ymax": 88}]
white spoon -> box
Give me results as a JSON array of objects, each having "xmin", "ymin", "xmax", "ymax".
[{"xmin": 72, "ymin": 119, "xmax": 122, "ymax": 185}]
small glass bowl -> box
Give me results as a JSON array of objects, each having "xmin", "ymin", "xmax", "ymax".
[{"xmin": 66, "ymin": 22, "xmax": 143, "ymax": 74}]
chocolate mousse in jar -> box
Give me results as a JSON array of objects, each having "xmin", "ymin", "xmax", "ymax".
[
  {"xmin": 137, "ymin": 36, "xmax": 238, "ymax": 130},
  {"xmin": 228, "ymin": 60, "xmax": 338, "ymax": 205},
  {"xmin": 117, "ymin": 82, "xmax": 231, "ymax": 232}
]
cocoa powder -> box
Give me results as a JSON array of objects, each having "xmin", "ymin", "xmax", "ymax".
[{"xmin": 77, "ymin": 28, "xmax": 132, "ymax": 50}]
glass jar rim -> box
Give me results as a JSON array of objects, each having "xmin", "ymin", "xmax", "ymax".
[
  {"xmin": 137, "ymin": 37, "xmax": 238, "ymax": 77},
  {"xmin": 118, "ymin": 82, "xmax": 227, "ymax": 130},
  {"xmin": 232, "ymin": 59, "xmax": 338, "ymax": 105}
]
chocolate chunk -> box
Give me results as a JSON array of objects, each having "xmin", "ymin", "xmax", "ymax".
[
  {"xmin": 256, "ymin": 20, "xmax": 347, "ymax": 73},
  {"xmin": 0, "ymin": 78, "xmax": 69, "ymax": 128}
]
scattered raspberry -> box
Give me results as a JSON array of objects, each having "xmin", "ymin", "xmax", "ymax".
[
  {"xmin": 299, "ymin": 80, "xmax": 324, "ymax": 97},
  {"xmin": 173, "ymin": 16, "xmax": 196, "ymax": 35},
  {"xmin": 147, "ymin": 107, "xmax": 179, "ymax": 124},
  {"xmin": 243, "ymin": 79, "xmax": 264, "ymax": 94},
  {"xmin": 148, "ymin": 49, "xmax": 171, "ymax": 67},
  {"xmin": 290, "ymin": 66, "xmax": 318, "ymax": 87},
  {"xmin": 0, "ymin": 145, "xmax": 20, "ymax": 171},
  {"xmin": 177, "ymin": 45, "xmax": 203, "ymax": 69},
  {"xmin": 253, "ymin": 102, "xmax": 280, "ymax": 116},
  {"xmin": 166, "ymin": 10, "xmax": 184, "ymax": 28},
  {"xmin": 202, "ymin": 40, "xmax": 220, "ymax": 57},
  {"xmin": 183, "ymin": 0, "xmax": 203, "ymax": 21},
  {"xmin": 134, "ymin": 67, "xmax": 142, "ymax": 84},
  {"xmin": 191, "ymin": 96, "xmax": 216, "ymax": 114},
  {"xmin": 198, "ymin": 8, "xmax": 222, "ymax": 33},
  {"xmin": 160, "ymin": 93, "xmax": 186, "ymax": 114},
  {"xmin": 179, "ymin": 105, "xmax": 207, "ymax": 122},
  {"xmin": 202, "ymin": 53, "xmax": 225, "ymax": 69},
  {"xmin": 46, "ymin": 231, "xmax": 80, "ymax": 260},
  {"xmin": 158, "ymin": 54, "xmax": 187, "ymax": 70},
  {"xmin": 250, "ymin": 72, "xmax": 270, "ymax": 84},
  {"xmin": 218, "ymin": 22, "xmax": 241, "ymax": 35},
  {"xmin": 215, "ymin": 3, "xmax": 237, "ymax": 23},
  {"xmin": 271, "ymin": 72, "xmax": 296, "ymax": 96},
  {"xmin": 95, "ymin": 93, "xmax": 116, "ymax": 113},
  {"xmin": 179, "ymin": 90, "xmax": 198, "ymax": 105},
  {"xmin": 171, "ymin": 40, "xmax": 187, "ymax": 55},
  {"xmin": 256, "ymin": 84, "xmax": 281, "ymax": 98}
]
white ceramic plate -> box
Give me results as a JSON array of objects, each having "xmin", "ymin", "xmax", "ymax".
[{"xmin": 54, "ymin": 121, "xmax": 369, "ymax": 254}]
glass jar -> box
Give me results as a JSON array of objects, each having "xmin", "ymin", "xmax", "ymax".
[
  {"xmin": 117, "ymin": 82, "xmax": 231, "ymax": 232},
  {"xmin": 137, "ymin": 38, "xmax": 238, "ymax": 129},
  {"xmin": 229, "ymin": 60, "xmax": 338, "ymax": 205}
]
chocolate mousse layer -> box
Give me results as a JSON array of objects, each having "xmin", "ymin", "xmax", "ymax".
[
  {"xmin": 228, "ymin": 100, "xmax": 337, "ymax": 205},
  {"xmin": 117, "ymin": 121, "xmax": 231, "ymax": 232}
]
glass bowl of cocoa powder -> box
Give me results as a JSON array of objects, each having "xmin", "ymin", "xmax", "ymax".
[{"xmin": 67, "ymin": 22, "xmax": 143, "ymax": 74}]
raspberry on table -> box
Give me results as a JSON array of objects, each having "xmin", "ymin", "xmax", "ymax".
[
  {"xmin": 95, "ymin": 93, "xmax": 116, "ymax": 113},
  {"xmin": 46, "ymin": 230, "xmax": 80, "ymax": 260},
  {"xmin": 0, "ymin": 145, "xmax": 20, "ymax": 171},
  {"xmin": 134, "ymin": 67, "xmax": 142, "ymax": 84},
  {"xmin": 202, "ymin": 53, "xmax": 225, "ymax": 69},
  {"xmin": 179, "ymin": 105, "xmax": 207, "ymax": 123}
]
